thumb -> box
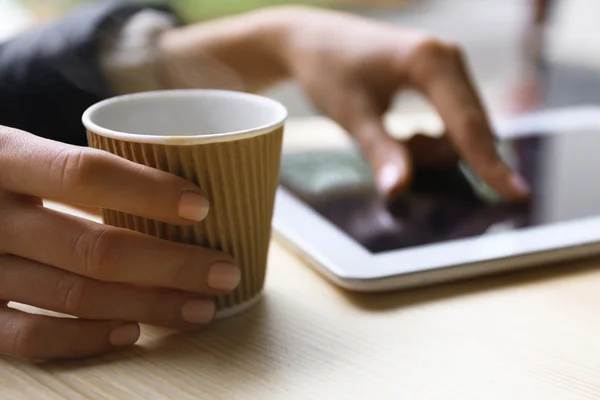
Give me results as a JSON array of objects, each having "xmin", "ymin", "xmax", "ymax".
[{"xmin": 339, "ymin": 91, "xmax": 413, "ymax": 198}]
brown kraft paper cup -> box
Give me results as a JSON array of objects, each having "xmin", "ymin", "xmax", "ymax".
[{"xmin": 82, "ymin": 90, "xmax": 287, "ymax": 318}]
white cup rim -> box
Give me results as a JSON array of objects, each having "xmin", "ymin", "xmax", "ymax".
[{"xmin": 82, "ymin": 89, "xmax": 288, "ymax": 145}]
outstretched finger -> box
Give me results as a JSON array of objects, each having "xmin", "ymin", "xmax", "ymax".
[
  {"xmin": 406, "ymin": 40, "xmax": 529, "ymax": 201},
  {"xmin": 336, "ymin": 89, "xmax": 413, "ymax": 198}
]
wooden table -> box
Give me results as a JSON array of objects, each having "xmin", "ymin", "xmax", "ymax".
[{"xmin": 4, "ymin": 114, "xmax": 600, "ymax": 400}]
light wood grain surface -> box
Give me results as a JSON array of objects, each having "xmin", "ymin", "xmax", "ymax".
[{"xmin": 5, "ymin": 114, "xmax": 600, "ymax": 400}]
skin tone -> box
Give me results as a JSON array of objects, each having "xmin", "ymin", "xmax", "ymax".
[
  {"xmin": 0, "ymin": 5, "xmax": 528, "ymax": 361},
  {"xmin": 160, "ymin": 6, "xmax": 530, "ymax": 199},
  {"xmin": 526, "ymin": 0, "xmax": 554, "ymax": 63},
  {"xmin": 508, "ymin": 0, "xmax": 555, "ymax": 113},
  {"xmin": 532, "ymin": 0, "xmax": 554, "ymax": 25}
]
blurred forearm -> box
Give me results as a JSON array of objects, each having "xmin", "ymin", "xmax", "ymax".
[{"xmin": 157, "ymin": 9, "xmax": 292, "ymax": 93}]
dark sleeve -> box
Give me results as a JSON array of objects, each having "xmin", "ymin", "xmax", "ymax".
[{"xmin": 0, "ymin": 0, "xmax": 172, "ymax": 147}]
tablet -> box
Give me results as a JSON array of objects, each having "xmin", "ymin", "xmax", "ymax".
[{"xmin": 272, "ymin": 107, "xmax": 600, "ymax": 292}]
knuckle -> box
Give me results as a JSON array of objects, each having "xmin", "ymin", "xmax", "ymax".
[
  {"xmin": 56, "ymin": 275, "xmax": 91, "ymax": 317},
  {"xmin": 0, "ymin": 127, "xmax": 24, "ymax": 184},
  {"xmin": 413, "ymin": 38, "xmax": 461, "ymax": 60},
  {"xmin": 49, "ymin": 148, "xmax": 104, "ymax": 190},
  {"xmin": 72, "ymin": 226, "xmax": 115, "ymax": 280},
  {"xmin": 0, "ymin": 125, "xmax": 23, "ymax": 151},
  {"xmin": 411, "ymin": 38, "xmax": 444, "ymax": 60},
  {"xmin": 5, "ymin": 318, "xmax": 41, "ymax": 360},
  {"xmin": 408, "ymin": 38, "xmax": 465, "ymax": 81},
  {"xmin": 441, "ymin": 40, "xmax": 464, "ymax": 59},
  {"xmin": 0, "ymin": 127, "xmax": 13, "ymax": 151}
]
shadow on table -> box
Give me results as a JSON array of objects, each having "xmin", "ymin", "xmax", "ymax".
[
  {"xmin": 36, "ymin": 293, "xmax": 316, "ymax": 376},
  {"xmin": 337, "ymin": 255, "xmax": 600, "ymax": 311}
]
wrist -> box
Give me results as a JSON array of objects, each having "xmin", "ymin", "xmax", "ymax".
[
  {"xmin": 158, "ymin": 8, "xmax": 295, "ymax": 92},
  {"xmin": 249, "ymin": 6, "xmax": 320, "ymax": 77},
  {"xmin": 244, "ymin": 7, "xmax": 297, "ymax": 81}
]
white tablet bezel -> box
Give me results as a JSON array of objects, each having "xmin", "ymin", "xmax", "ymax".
[{"xmin": 272, "ymin": 106, "xmax": 600, "ymax": 292}]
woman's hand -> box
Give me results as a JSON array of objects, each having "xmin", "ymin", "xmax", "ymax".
[
  {"xmin": 160, "ymin": 6, "xmax": 529, "ymax": 201},
  {"xmin": 0, "ymin": 127, "xmax": 240, "ymax": 360},
  {"xmin": 278, "ymin": 7, "xmax": 529, "ymax": 200}
]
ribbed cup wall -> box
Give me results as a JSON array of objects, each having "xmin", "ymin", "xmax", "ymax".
[{"xmin": 87, "ymin": 127, "xmax": 284, "ymax": 311}]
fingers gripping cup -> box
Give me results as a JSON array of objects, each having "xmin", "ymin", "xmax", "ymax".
[{"xmin": 82, "ymin": 90, "xmax": 287, "ymax": 318}]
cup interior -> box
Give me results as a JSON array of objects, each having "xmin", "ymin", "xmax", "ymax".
[{"xmin": 82, "ymin": 90, "xmax": 287, "ymax": 143}]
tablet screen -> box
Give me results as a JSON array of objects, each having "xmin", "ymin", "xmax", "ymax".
[{"xmin": 279, "ymin": 129, "xmax": 600, "ymax": 253}]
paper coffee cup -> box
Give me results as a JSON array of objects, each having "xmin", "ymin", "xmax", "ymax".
[{"xmin": 82, "ymin": 90, "xmax": 287, "ymax": 318}]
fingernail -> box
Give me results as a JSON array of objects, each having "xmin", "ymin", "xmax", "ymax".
[
  {"xmin": 377, "ymin": 163, "xmax": 405, "ymax": 196},
  {"xmin": 178, "ymin": 191, "xmax": 209, "ymax": 222},
  {"xmin": 510, "ymin": 173, "xmax": 530, "ymax": 195},
  {"xmin": 181, "ymin": 299, "xmax": 215, "ymax": 324},
  {"xmin": 207, "ymin": 262, "xmax": 241, "ymax": 290},
  {"xmin": 110, "ymin": 323, "xmax": 140, "ymax": 347}
]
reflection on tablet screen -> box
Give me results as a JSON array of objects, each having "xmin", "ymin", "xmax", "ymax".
[{"xmin": 279, "ymin": 130, "xmax": 600, "ymax": 253}]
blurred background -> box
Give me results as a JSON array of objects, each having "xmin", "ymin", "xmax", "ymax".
[{"xmin": 2, "ymin": 0, "xmax": 600, "ymax": 120}]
